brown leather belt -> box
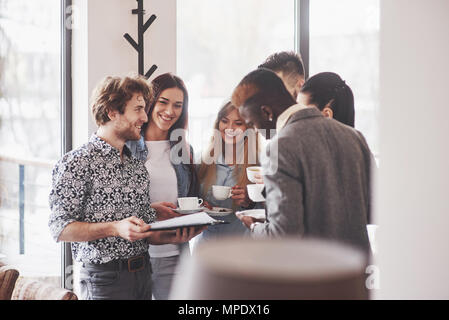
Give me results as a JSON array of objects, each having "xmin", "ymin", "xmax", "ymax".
[
  {"xmin": 125, "ymin": 255, "xmax": 146, "ymax": 272},
  {"xmin": 83, "ymin": 253, "xmax": 149, "ymax": 273}
]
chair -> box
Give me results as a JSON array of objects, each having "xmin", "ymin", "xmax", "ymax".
[
  {"xmin": 0, "ymin": 263, "xmax": 20, "ymax": 300},
  {"xmin": 11, "ymin": 277, "xmax": 78, "ymax": 300},
  {"xmin": 0, "ymin": 262, "xmax": 77, "ymax": 300}
]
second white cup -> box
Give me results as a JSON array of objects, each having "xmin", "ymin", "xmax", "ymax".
[
  {"xmin": 247, "ymin": 184, "xmax": 265, "ymax": 202},
  {"xmin": 246, "ymin": 166, "xmax": 262, "ymax": 183},
  {"xmin": 178, "ymin": 197, "xmax": 203, "ymax": 210},
  {"xmin": 212, "ymin": 185, "xmax": 232, "ymax": 200}
]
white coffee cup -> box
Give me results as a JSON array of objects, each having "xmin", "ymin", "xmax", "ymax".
[
  {"xmin": 178, "ymin": 197, "xmax": 203, "ymax": 210},
  {"xmin": 247, "ymin": 184, "xmax": 265, "ymax": 202},
  {"xmin": 212, "ymin": 185, "xmax": 232, "ymax": 200},
  {"xmin": 246, "ymin": 166, "xmax": 262, "ymax": 183}
]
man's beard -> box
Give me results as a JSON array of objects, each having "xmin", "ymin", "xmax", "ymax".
[{"xmin": 117, "ymin": 125, "xmax": 141, "ymax": 141}]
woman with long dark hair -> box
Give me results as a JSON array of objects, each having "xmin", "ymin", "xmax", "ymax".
[
  {"xmin": 127, "ymin": 72, "xmax": 198, "ymax": 300},
  {"xmin": 299, "ymin": 71, "xmax": 355, "ymax": 127}
]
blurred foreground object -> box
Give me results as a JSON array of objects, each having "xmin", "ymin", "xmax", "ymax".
[{"xmin": 171, "ymin": 237, "xmax": 368, "ymax": 300}]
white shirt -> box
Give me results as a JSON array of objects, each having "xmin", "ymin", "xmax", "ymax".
[
  {"xmin": 276, "ymin": 103, "xmax": 309, "ymax": 132},
  {"xmin": 145, "ymin": 140, "xmax": 180, "ymax": 258}
]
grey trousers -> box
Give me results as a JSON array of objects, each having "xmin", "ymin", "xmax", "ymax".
[
  {"xmin": 150, "ymin": 255, "xmax": 180, "ymax": 300},
  {"xmin": 79, "ymin": 255, "xmax": 152, "ymax": 300}
]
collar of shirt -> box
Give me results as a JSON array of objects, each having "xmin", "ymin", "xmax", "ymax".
[
  {"xmin": 276, "ymin": 103, "xmax": 310, "ymax": 132},
  {"xmin": 90, "ymin": 133, "xmax": 131, "ymax": 160},
  {"xmin": 136, "ymin": 134, "xmax": 147, "ymax": 152}
]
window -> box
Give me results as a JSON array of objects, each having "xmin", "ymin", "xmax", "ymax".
[
  {"xmin": 177, "ymin": 0, "xmax": 295, "ymax": 153},
  {"xmin": 0, "ymin": 0, "xmax": 62, "ymax": 285},
  {"xmin": 309, "ymin": 0, "xmax": 380, "ymax": 156}
]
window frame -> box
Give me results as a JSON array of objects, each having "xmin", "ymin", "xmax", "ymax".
[
  {"xmin": 296, "ymin": 0, "xmax": 310, "ymax": 79},
  {"xmin": 61, "ymin": 0, "xmax": 73, "ymax": 290}
]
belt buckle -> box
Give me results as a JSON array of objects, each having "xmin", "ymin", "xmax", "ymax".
[{"xmin": 128, "ymin": 256, "xmax": 145, "ymax": 273}]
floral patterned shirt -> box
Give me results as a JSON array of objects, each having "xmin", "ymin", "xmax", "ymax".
[{"xmin": 48, "ymin": 134, "xmax": 156, "ymax": 264}]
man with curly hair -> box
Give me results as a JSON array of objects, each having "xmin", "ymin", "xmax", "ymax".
[{"xmin": 49, "ymin": 75, "xmax": 204, "ymax": 300}]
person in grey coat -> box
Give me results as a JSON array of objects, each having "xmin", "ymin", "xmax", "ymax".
[{"xmin": 231, "ymin": 68, "xmax": 372, "ymax": 254}]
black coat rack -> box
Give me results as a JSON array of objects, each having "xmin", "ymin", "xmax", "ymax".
[{"xmin": 124, "ymin": 0, "xmax": 158, "ymax": 79}]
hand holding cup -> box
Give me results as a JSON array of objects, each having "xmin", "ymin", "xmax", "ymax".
[
  {"xmin": 230, "ymin": 185, "xmax": 251, "ymax": 208},
  {"xmin": 178, "ymin": 197, "xmax": 203, "ymax": 210},
  {"xmin": 212, "ymin": 185, "xmax": 232, "ymax": 200},
  {"xmin": 247, "ymin": 166, "xmax": 264, "ymax": 184}
]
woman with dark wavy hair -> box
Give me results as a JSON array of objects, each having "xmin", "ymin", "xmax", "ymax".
[{"xmin": 127, "ymin": 72, "xmax": 199, "ymax": 300}]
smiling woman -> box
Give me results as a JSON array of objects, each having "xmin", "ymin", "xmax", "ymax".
[
  {"xmin": 146, "ymin": 87, "xmax": 184, "ymax": 140},
  {"xmin": 219, "ymin": 108, "xmax": 247, "ymax": 147},
  {"xmin": 192, "ymin": 100, "xmax": 262, "ymax": 249},
  {"xmin": 125, "ymin": 72, "xmax": 200, "ymax": 300},
  {"xmin": 143, "ymin": 73, "xmax": 190, "ymax": 142}
]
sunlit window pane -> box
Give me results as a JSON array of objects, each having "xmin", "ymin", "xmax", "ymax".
[
  {"xmin": 0, "ymin": 0, "xmax": 61, "ymax": 285},
  {"xmin": 309, "ymin": 0, "xmax": 380, "ymax": 156},
  {"xmin": 177, "ymin": 0, "xmax": 295, "ymax": 152}
]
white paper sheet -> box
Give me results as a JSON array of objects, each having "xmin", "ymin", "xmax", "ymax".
[{"xmin": 149, "ymin": 212, "xmax": 227, "ymax": 231}]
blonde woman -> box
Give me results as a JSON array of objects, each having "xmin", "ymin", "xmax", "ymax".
[{"xmin": 195, "ymin": 100, "xmax": 262, "ymax": 243}]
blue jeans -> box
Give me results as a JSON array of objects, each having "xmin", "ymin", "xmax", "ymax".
[{"xmin": 79, "ymin": 254, "xmax": 152, "ymax": 300}]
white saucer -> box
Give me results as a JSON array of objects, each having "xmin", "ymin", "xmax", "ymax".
[
  {"xmin": 173, "ymin": 208, "xmax": 205, "ymax": 215},
  {"xmin": 236, "ymin": 209, "xmax": 266, "ymax": 221},
  {"xmin": 205, "ymin": 207, "xmax": 233, "ymax": 217}
]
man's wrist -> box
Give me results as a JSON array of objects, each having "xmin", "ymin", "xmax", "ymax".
[{"xmin": 109, "ymin": 221, "xmax": 119, "ymax": 237}]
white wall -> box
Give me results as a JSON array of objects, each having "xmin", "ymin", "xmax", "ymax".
[
  {"xmin": 71, "ymin": 0, "xmax": 176, "ymax": 148},
  {"xmin": 376, "ymin": 0, "xmax": 449, "ymax": 299}
]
